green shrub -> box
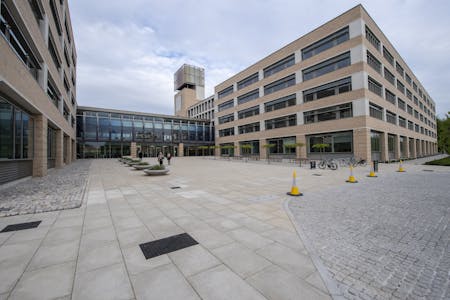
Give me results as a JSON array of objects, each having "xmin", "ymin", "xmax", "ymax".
[
  {"xmin": 424, "ymin": 157, "xmax": 450, "ymax": 166},
  {"xmin": 137, "ymin": 162, "xmax": 149, "ymax": 165},
  {"xmin": 149, "ymin": 164, "xmax": 165, "ymax": 170}
]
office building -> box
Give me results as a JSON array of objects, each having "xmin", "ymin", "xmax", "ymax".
[
  {"xmin": 174, "ymin": 64, "xmax": 205, "ymax": 117},
  {"xmin": 76, "ymin": 106, "xmax": 214, "ymax": 158},
  {"xmin": 0, "ymin": 0, "xmax": 77, "ymax": 184},
  {"xmin": 214, "ymin": 4, "xmax": 438, "ymax": 161}
]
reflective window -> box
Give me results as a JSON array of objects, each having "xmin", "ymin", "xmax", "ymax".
[
  {"xmin": 302, "ymin": 27, "xmax": 349, "ymax": 60},
  {"xmin": 303, "ymin": 77, "xmax": 351, "ymax": 103},
  {"xmin": 302, "ymin": 52, "xmax": 350, "ymax": 81},
  {"xmin": 264, "ymin": 54, "xmax": 295, "ymax": 78},
  {"xmin": 237, "ymin": 73, "xmax": 259, "ymax": 90},
  {"xmin": 265, "ymin": 94, "xmax": 296, "ymax": 112},
  {"xmin": 264, "ymin": 74, "xmax": 295, "ymax": 95}
]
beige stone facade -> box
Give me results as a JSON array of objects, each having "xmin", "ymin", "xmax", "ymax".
[
  {"xmin": 214, "ymin": 5, "xmax": 438, "ymax": 161},
  {"xmin": 0, "ymin": 0, "xmax": 77, "ymax": 183}
]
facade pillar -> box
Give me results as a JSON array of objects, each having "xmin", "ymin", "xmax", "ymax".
[
  {"xmin": 72, "ymin": 139, "xmax": 76, "ymax": 161},
  {"xmin": 131, "ymin": 142, "xmax": 137, "ymax": 158},
  {"xmin": 410, "ymin": 138, "xmax": 416, "ymax": 159},
  {"xmin": 259, "ymin": 138, "xmax": 267, "ymax": 159},
  {"xmin": 33, "ymin": 115, "xmax": 48, "ymax": 177},
  {"xmin": 416, "ymin": 139, "xmax": 421, "ymax": 157},
  {"xmin": 234, "ymin": 142, "xmax": 241, "ymax": 157},
  {"xmin": 296, "ymin": 134, "xmax": 307, "ymax": 158},
  {"xmin": 353, "ymin": 128, "xmax": 371, "ymax": 161},
  {"xmin": 380, "ymin": 132, "xmax": 388, "ymax": 162},
  {"xmin": 394, "ymin": 135, "xmax": 401, "ymax": 160},
  {"xmin": 66, "ymin": 136, "xmax": 72, "ymax": 164},
  {"xmin": 178, "ymin": 143, "xmax": 184, "ymax": 157},
  {"xmin": 55, "ymin": 129, "xmax": 64, "ymax": 168}
]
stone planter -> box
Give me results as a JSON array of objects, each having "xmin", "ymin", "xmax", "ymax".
[
  {"xmin": 143, "ymin": 168, "xmax": 170, "ymax": 176},
  {"xmin": 133, "ymin": 164, "xmax": 150, "ymax": 170}
]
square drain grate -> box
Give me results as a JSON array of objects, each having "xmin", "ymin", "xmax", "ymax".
[
  {"xmin": 1, "ymin": 221, "xmax": 41, "ymax": 233},
  {"xmin": 139, "ymin": 233, "xmax": 198, "ymax": 259}
]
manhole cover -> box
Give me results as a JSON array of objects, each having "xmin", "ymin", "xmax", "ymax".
[
  {"xmin": 139, "ymin": 233, "xmax": 198, "ymax": 259},
  {"xmin": 1, "ymin": 221, "xmax": 42, "ymax": 233}
]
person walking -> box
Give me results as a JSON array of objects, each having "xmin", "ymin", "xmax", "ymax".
[
  {"xmin": 138, "ymin": 150, "xmax": 143, "ymax": 161},
  {"xmin": 167, "ymin": 153, "xmax": 172, "ymax": 165},
  {"xmin": 157, "ymin": 152, "xmax": 164, "ymax": 166}
]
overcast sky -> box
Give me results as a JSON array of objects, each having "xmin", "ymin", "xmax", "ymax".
[{"xmin": 68, "ymin": 0, "xmax": 449, "ymax": 118}]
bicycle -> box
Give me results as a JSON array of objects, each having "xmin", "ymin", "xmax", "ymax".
[
  {"xmin": 349, "ymin": 157, "xmax": 367, "ymax": 167},
  {"xmin": 318, "ymin": 158, "xmax": 338, "ymax": 170}
]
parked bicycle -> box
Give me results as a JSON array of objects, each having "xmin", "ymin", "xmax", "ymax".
[
  {"xmin": 349, "ymin": 156, "xmax": 367, "ymax": 167},
  {"xmin": 318, "ymin": 158, "xmax": 338, "ymax": 170}
]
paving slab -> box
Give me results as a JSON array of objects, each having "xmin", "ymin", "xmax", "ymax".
[{"xmin": 169, "ymin": 244, "xmax": 221, "ymax": 276}]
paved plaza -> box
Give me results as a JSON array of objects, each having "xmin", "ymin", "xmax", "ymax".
[{"xmin": 0, "ymin": 156, "xmax": 448, "ymax": 299}]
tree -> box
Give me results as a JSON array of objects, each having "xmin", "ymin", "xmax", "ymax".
[
  {"xmin": 262, "ymin": 144, "xmax": 275, "ymax": 164},
  {"xmin": 283, "ymin": 142, "xmax": 305, "ymax": 158},
  {"xmin": 240, "ymin": 144, "xmax": 252, "ymax": 156},
  {"xmin": 437, "ymin": 112, "xmax": 450, "ymax": 154},
  {"xmin": 312, "ymin": 143, "xmax": 330, "ymax": 160},
  {"xmin": 198, "ymin": 146, "xmax": 209, "ymax": 156}
]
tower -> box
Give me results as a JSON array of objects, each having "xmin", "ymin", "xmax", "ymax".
[{"xmin": 174, "ymin": 64, "xmax": 205, "ymax": 117}]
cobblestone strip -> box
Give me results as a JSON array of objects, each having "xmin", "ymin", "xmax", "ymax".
[
  {"xmin": 0, "ymin": 160, "xmax": 91, "ymax": 217},
  {"xmin": 288, "ymin": 170, "xmax": 450, "ymax": 300}
]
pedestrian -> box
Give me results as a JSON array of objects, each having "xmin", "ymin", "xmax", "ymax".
[
  {"xmin": 157, "ymin": 152, "xmax": 164, "ymax": 166},
  {"xmin": 138, "ymin": 150, "xmax": 143, "ymax": 161},
  {"xmin": 167, "ymin": 153, "xmax": 172, "ymax": 165}
]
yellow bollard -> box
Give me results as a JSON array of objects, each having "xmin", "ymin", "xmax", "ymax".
[
  {"xmin": 287, "ymin": 170, "xmax": 303, "ymax": 196},
  {"xmin": 397, "ymin": 160, "xmax": 406, "ymax": 172},
  {"xmin": 367, "ymin": 161, "xmax": 377, "ymax": 178},
  {"xmin": 346, "ymin": 166, "xmax": 358, "ymax": 183}
]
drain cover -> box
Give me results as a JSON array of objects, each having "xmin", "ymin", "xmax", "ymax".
[
  {"xmin": 139, "ymin": 233, "xmax": 198, "ymax": 259},
  {"xmin": 1, "ymin": 221, "xmax": 41, "ymax": 233},
  {"xmin": 423, "ymin": 169, "xmax": 434, "ymax": 172},
  {"xmin": 312, "ymin": 174, "xmax": 322, "ymax": 176},
  {"xmin": 170, "ymin": 186, "xmax": 181, "ymax": 189},
  {"xmin": 0, "ymin": 207, "xmax": 11, "ymax": 212}
]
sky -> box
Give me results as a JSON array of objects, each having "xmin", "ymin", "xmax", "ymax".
[{"xmin": 68, "ymin": 0, "xmax": 450, "ymax": 118}]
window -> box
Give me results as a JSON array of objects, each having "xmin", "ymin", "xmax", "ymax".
[
  {"xmin": 406, "ymin": 89, "xmax": 412, "ymax": 100},
  {"xmin": 396, "ymin": 62, "xmax": 404, "ymax": 77},
  {"xmin": 265, "ymin": 114, "xmax": 296, "ymax": 130},
  {"xmin": 218, "ymin": 113, "xmax": 234, "ymax": 124},
  {"xmin": 413, "ymin": 96, "xmax": 418, "ymax": 105},
  {"xmin": 218, "ymin": 86, "xmax": 233, "ymax": 99},
  {"xmin": 398, "ymin": 98, "xmax": 406, "ymax": 111},
  {"xmin": 301, "ymin": 26, "xmax": 349, "ymax": 60},
  {"xmin": 304, "ymin": 103, "xmax": 352, "ymax": 124},
  {"xmin": 47, "ymin": 77, "xmax": 59, "ymax": 108},
  {"xmin": 384, "ymin": 68, "xmax": 395, "ymax": 85},
  {"xmin": 63, "ymin": 75, "xmax": 70, "ymax": 93},
  {"xmin": 383, "ymin": 46, "xmax": 394, "ymax": 66},
  {"xmin": 386, "ymin": 111, "xmax": 396, "ymax": 124},
  {"xmin": 64, "ymin": 46, "xmax": 70, "ymax": 67},
  {"xmin": 64, "ymin": 17, "xmax": 71, "ymax": 44},
  {"xmin": 239, "ymin": 140, "xmax": 259, "ymax": 155},
  {"xmin": 303, "ymin": 77, "xmax": 351, "ymax": 103},
  {"xmin": 369, "ymin": 102, "xmax": 383, "ymax": 120},
  {"xmin": 1, "ymin": 3, "xmax": 41, "ymax": 80},
  {"xmin": 368, "ymin": 77, "xmax": 382, "ymax": 97},
  {"xmin": 237, "ymin": 89, "xmax": 259, "ymax": 105},
  {"xmin": 302, "ymin": 52, "xmax": 350, "ymax": 81},
  {"xmin": 28, "ymin": 0, "xmax": 44, "ymax": 23},
  {"xmin": 413, "ymin": 82, "xmax": 417, "ymax": 92},
  {"xmin": 385, "ymin": 89, "xmax": 396, "ymax": 105},
  {"xmin": 48, "ymin": 33, "xmax": 61, "ymax": 69},
  {"xmin": 49, "ymin": 0, "xmax": 62, "ymax": 35},
  {"xmin": 218, "ymin": 99, "xmax": 234, "ymax": 112},
  {"xmin": 398, "ymin": 116, "xmax": 406, "ymax": 128},
  {"xmin": 405, "ymin": 73, "xmax": 412, "ymax": 85},
  {"xmin": 406, "ymin": 105, "xmax": 412, "ymax": 115},
  {"xmin": 266, "ymin": 136, "xmax": 296, "ymax": 155},
  {"xmin": 238, "ymin": 106, "xmax": 259, "ymax": 119},
  {"xmin": 365, "ymin": 26, "xmax": 380, "ymax": 51},
  {"xmin": 265, "ymin": 94, "xmax": 296, "ymax": 112},
  {"xmin": 414, "ymin": 110, "xmax": 419, "ymax": 119},
  {"xmin": 397, "ymin": 80, "xmax": 405, "ymax": 94},
  {"xmin": 238, "ymin": 122, "xmax": 260, "ymax": 134},
  {"xmin": 367, "ymin": 51, "xmax": 381, "ymax": 73},
  {"xmin": 219, "ymin": 127, "xmax": 234, "ymax": 137},
  {"xmin": 307, "ymin": 131, "xmax": 352, "ymax": 153},
  {"xmin": 264, "ymin": 54, "xmax": 295, "ymax": 78},
  {"xmin": 237, "ymin": 73, "xmax": 258, "ymax": 90},
  {"xmin": 415, "ymin": 124, "xmax": 419, "ymax": 132},
  {"xmin": 264, "ymin": 74, "xmax": 295, "ymax": 95},
  {"xmin": 408, "ymin": 120, "xmax": 414, "ymax": 130}
]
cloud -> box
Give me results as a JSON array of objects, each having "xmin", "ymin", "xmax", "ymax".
[{"xmin": 69, "ymin": 0, "xmax": 450, "ymax": 117}]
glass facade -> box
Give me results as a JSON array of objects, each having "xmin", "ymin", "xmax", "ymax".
[
  {"xmin": 0, "ymin": 98, "xmax": 33, "ymax": 160},
  {"xmin": 76, "ymin": 109, "xmax": 213, "ymax": 158}
]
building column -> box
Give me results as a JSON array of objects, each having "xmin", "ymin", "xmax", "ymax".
[
  {"xmin": 296, "ymin": 134, "xmax": 307, "ymax": 158},
  {"xmin": 410, "ymin": 138, "xmax": 416, "ymax": 159},
  {"xmin": 353, "ymin": 128, "xmax": 371, "ymax": 161},
  {"xmin": 72, "ymin": 139, "xmax": 76, "ymax": 161},
  {"xmin": 178, "ymin": 143, "xmax": 184, "ymax": 157},
  {"xmin": 394, "ymin": 135, "xmax": 401, "ymax": 160},
  {"xmin": 234, "ymin": 142, "xmax": 241, "ymax": 157},
  {"xmin": 259, "ymin": 138, "xmax": 267, "ymax": 159},
  {"xmin": 404, "ymin": 137, "xmax": 410, "ymax": 158},
  {"xmin": 66, "ymin": 136, "xmax": 72, "ymax": 164},
  {"xmin": 131, "ymin": 142, "xmax": 137, "ymax": 158},
  {"xmin": 380, "ymin": 132, "xmax": 388, "ymax": 162},
  {"xmin": 55, "ymin": 129, "xmax": 64, "ymax": 168},
  {"xmin": 33, "ymin": 115, "xmax": 48, "ymax": 177},
  {"xmin": 416, "ymin": 139, "xmax": 421, "ymax": 157}
]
